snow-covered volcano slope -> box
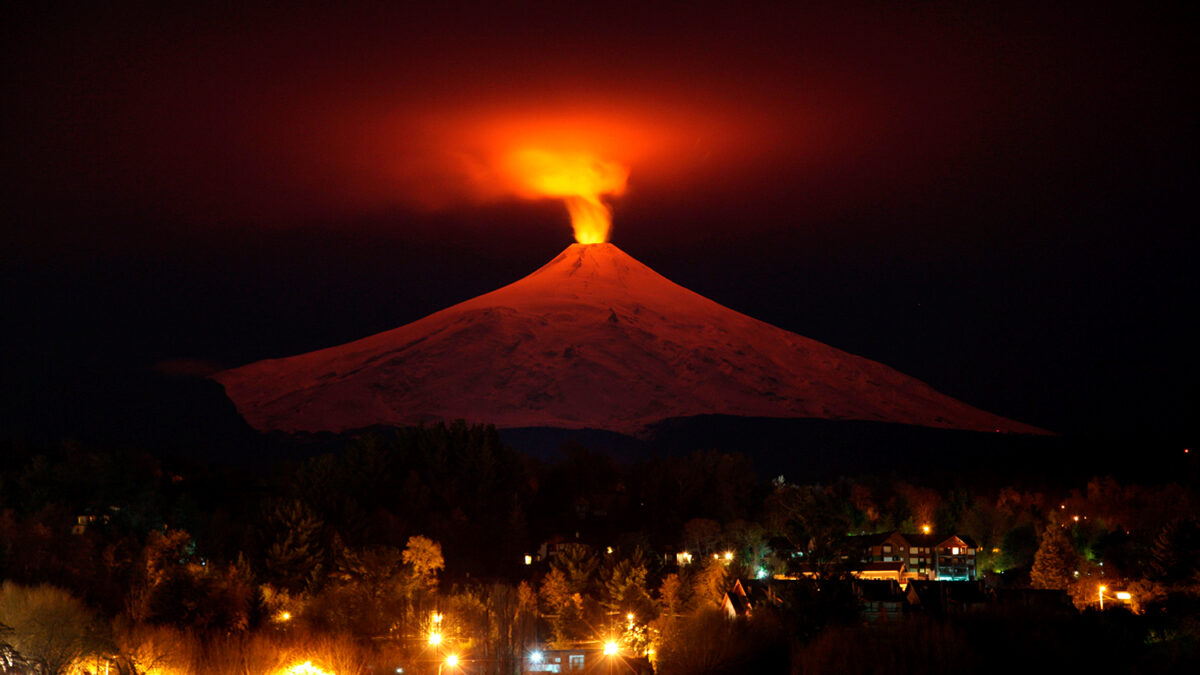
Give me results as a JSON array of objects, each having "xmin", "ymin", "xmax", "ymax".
[{"xmin": 214, "ymin": 243, "xmax": 1045, "ymax": 435}]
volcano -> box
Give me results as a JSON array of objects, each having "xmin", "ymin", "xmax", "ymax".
[{"xmin": 214, "ymin": 243, "xmax": 1044, "ymax": 435}]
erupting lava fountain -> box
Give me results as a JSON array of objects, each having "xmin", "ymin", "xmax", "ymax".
[{"xmin": 214, "ymin": 147, "xmax": 1044, "ymax": 436}]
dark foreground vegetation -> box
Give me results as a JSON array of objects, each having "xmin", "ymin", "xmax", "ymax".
[{"xmin": 1, "ymin": 422, "xmax": 1198, "ymax": 674}]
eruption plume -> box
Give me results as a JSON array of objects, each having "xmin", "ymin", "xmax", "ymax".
[{"xmin": 502, "ymin": 148, "xmax": 629, "ymax": 244}]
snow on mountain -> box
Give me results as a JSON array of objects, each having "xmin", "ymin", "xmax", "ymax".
[{"xmin": 214, "ymin": 243, "xmax": 1046, "ymax": 435}]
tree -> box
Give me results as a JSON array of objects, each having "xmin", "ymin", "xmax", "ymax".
[
  {"xmin": 401, "ymin": 535, "xmax": 444, "ymax": 590},
  {"xmin": 1146, "ymin": 518, "xmax": 1200, "ymax": 585},
  {"xmin": 109, "ymin": 621, "xmax": 193, "ymax": 675},
  {"xmin": 0, "ymin": 582, "xmax": 105, "ymax": 675},
  {"xmin": 690, "ymin": 557, "xmax": 730, "ymax": 611},
  {"xmin": 766, "ymin": 484, "xmax": 854, "ymax": 579},
  {"xmin": 550, "ymin": 544, "xmax": 598, "ymax": 596},
  {"xmin": 317, "ymin": 542, "xmax": 408, "ymax": 637},
  {"xmin": 681, "ymin": 519, "xmax": 723, "ymax": 557},
  {"xmin": 127, "ymin": 529, "xmax": 252, "ymax": 633},
  {"xmin": 538, "ymin": 569, "xmax": 587, "ymax": 647},
  {"xmin": 1031, "ymin": 522, "xmax": 1076, "ymax": 590},
  {"xmin": 601, "ymin": 554, "xmax": 652, "ymax": 619},
  {"xmin": 262, "ymin": 499, "xmax": 325, "ymax": 592},
  {"xmin": 648, "ymin": 573, "xmax": 686, "ymax": 664}
]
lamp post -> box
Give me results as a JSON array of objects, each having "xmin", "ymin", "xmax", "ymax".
[{"xmin": 1098, "ymin": 585, "xmax": 1106, "ymax": 610}]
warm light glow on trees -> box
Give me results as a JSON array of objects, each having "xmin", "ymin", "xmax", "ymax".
[
  {"xmin": 1031, "ymin": 522, "xmax": 1077, "ymax": 590},
  {"xmin": 283, "ymin": 661, "xmax": 336, "ymax": 675}
]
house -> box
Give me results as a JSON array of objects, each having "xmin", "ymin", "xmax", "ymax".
[
  {"xmin": 854, "ymin": 579, "xmax": 906, "ymax": 623},
  {"xmin": 721, "ymin": 578, "xmax": 778, "ymax": 619},
  {"xmin": 522, "ymin": 647, "xmax": 651, "ymax": 674}
]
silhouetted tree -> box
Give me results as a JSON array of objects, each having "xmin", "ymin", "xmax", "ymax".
[
  {"xmin": 262, "ymin": 499, "xmax": 325, "ymax": 592},
  {"xmin": 1147, "ymin": 518, "xmax": 1200, "ymax": 585}
]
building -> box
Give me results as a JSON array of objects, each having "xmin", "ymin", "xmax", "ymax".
[
  {"xmin": 905, "ymin": 581, "xmax": 991, "ymax": 615},
  {"xmin": 721, "ymin": 578, "xmax": 778, "ymax": 619},
  {"xmin": 522, "ymin": 647, "xmax": 652, "ymax": 674},
  {"xmin": 854, "ymin": 579, "xmax": 906, "ymax": 623},
  {"xmin": 854, "ymin": 532, "xmax": 977, "ymax": 582}
]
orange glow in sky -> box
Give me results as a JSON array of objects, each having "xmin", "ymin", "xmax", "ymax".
[{"xmin": 500, "ymin": 148, "xmax": 628, "ymax": 243}]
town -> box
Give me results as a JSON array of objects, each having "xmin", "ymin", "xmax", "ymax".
[{"xmin": 2, "ymin": 424, "xmax": 1196, "ymax": 674}]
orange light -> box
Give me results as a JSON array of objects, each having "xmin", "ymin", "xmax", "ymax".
[
  {"xmin": 922, "ymin": 525, "xmax": 931, "ymax": 534},
  {"xmin": 445, "ymin": 654, "xmax": 458, "ymax": 667},
  {"xmin": 428, "ymin": 632, "xmax": 442, "ymax": 646},
  {"xmin": 283, "ymin": 663, "xmax": 334, "ymax": 675},
  {"xmin": 501, "ymin": 148, "xmax": 628, "ymax": 244},
  {"xmin": 604, "ymin": 642, "xmax": 619, "ymax": 656}
]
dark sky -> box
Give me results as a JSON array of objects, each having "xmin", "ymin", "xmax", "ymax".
[{"xmin": 3, "ymin": 3, "xmax": 1196, "ymax": 444}]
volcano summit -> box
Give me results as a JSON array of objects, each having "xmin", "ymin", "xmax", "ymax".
[{"xmin": 215, "ymin": 243, "xmax": 1044, "ymax": 436}]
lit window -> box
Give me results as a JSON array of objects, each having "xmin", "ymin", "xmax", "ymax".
[
  {"xmin": 952, "ymin": 547, "xmax": 960, "ymax": 555},
  {"xmin": 568, "ymin": 654, "xmax": 584, "ymax": 670}
]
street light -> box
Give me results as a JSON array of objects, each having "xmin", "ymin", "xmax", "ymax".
[
  {"xmin": 1099, "ymin": 585, "xmax": 1106, "ymax": 610},
  {"xmin": 604, "ymin": 641, "xmax": 618, "ymax": 655},
  {"xmin": 437, "ymin": 654, "xmax": 458, "ymax": 675}
]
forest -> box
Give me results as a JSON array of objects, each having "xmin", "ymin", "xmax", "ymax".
[{"xmin": 1, "ymin": 422, "xmax": 1198, "ymax": 674}]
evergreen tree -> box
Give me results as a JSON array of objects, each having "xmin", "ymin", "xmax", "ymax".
[
  {"xmin": 550, "ymin": 544, "xmax": 599, "ymax": 596},
  {"xmin": 601, "ymin": 555, "xmax": 652, "ymax": 617},
  {"xmin": 1146, "ymin": 518, "xmax": 1200, "ymax": 584},
  {"xmin": 263, "ymin": 499, "xmax": 325, "ymax": 592},
  {"xmin": 1031, "ymin": 522, "xmax": 1076, "ymax": 590}
]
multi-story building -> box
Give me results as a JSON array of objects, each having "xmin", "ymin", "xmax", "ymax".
[{"xmin": 853, "ymin": 532, "xmax": 977, "ymax": 582}]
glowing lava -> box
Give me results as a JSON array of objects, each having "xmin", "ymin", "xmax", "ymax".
[{"xmin": 503, "ymin": 148, "xmax": 629, "ymax": 243}]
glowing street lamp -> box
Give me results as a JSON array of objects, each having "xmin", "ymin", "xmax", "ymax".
[
  {"xmin": 437, "ymin": 654, "xmax": 459, "ymax": 675},
  {"xmin": 922, "ymin": 525, "xmax": 931, "ymax": 535},
  {"xmin": 604, "ymin": 641, "xmax": 619, "ymax": 656},
  {"xmin": 1099, "ymin": 585, "xmax": 1106, "ymax": 610},
  {"xmin": 428, "ymin": 632, "xmax": 443, "ymax": 646}
]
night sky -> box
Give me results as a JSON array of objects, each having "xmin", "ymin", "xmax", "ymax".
[{"xmin": 2, "ymin": 3, "xmax": 1195, "ymax": 445}]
